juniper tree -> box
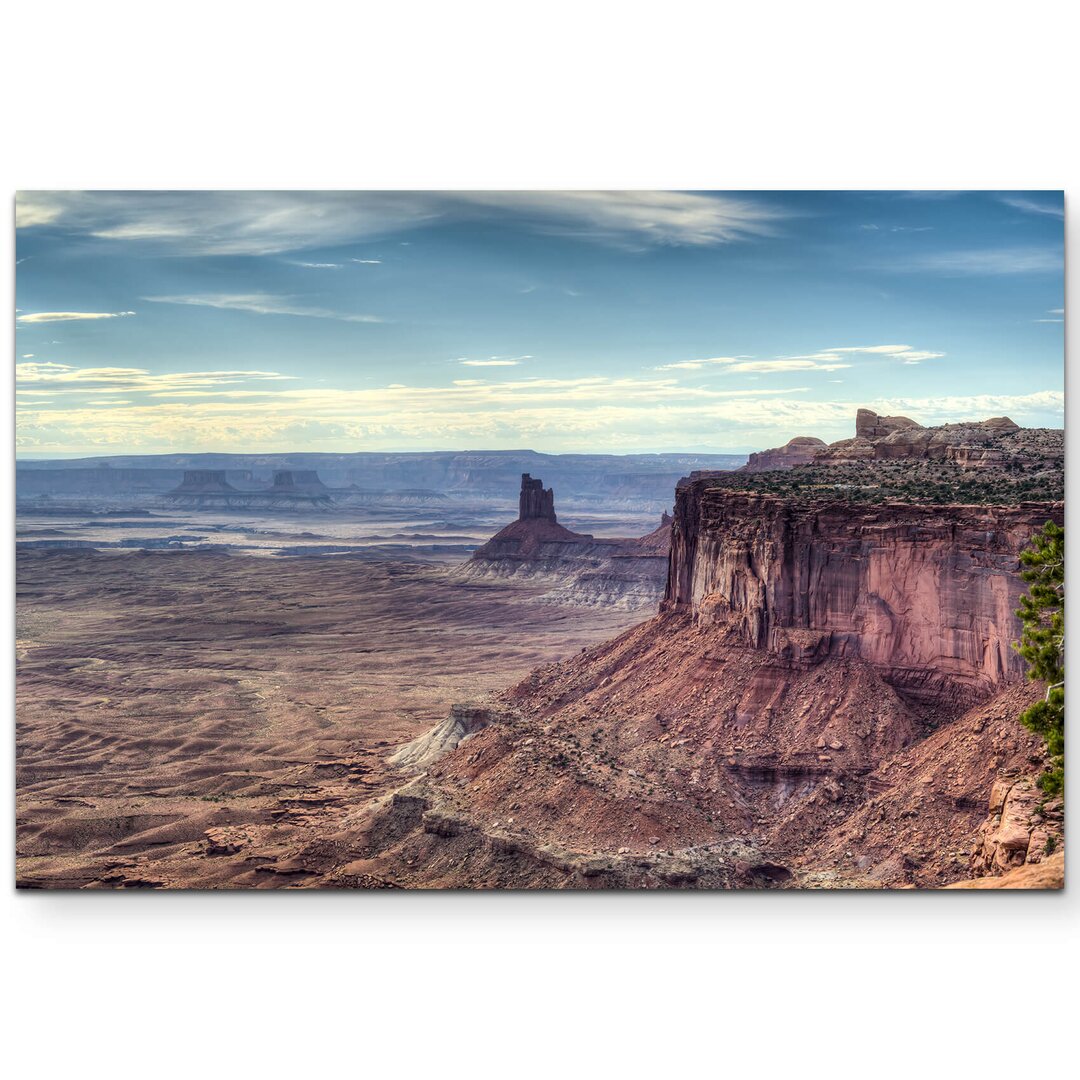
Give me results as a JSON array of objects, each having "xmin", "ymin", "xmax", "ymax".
[{"xmin": 1014, "ymin": 520, "xmax": 1064, "ymax": 796}]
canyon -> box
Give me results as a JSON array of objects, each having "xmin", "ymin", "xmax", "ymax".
[
  {"xmin": 348, "ymin": 482, "xmax": 1061, "ymax": 888},
  {"xmin": 15, "ymin": 412, "xmax": 1065, "ymax": 889},
  {"xmin": 346, "ymin": 416, "xmax": 1064, "ymax": 889}
]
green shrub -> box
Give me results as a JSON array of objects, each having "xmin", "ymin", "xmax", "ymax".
[{"xmin": 1014, "ymin": 521, "xmax": 1064, "ymax": 796}]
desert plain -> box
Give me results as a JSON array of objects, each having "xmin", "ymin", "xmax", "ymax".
[{"xmin": 16, "ymin": 547, "xmax": 638, "ymax": 887}]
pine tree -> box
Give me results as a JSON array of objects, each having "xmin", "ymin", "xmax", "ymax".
[{"xmin": 1014, "ymin": 520, "xmax": 1064, "ymax": 796}]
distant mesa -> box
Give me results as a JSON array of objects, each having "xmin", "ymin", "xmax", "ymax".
[
  {"xmin": 167, "ymin": 468, "xmax": 333, "ymax": 509},
  {"xmin": 170, "ymin": 469, "xmax": 238, "ymax": 496},
  {"xmin": 268, "ymin": 469, "xmax": 331, "ymax": 497},
  {"xmin": 16, "ymin": 450, "xmax": 746, "ymax": 508}
]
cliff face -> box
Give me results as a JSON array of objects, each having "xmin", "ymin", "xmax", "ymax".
[{"xmin": 663, "ymin": 483, "xmax": 1062, "ymax": 702}]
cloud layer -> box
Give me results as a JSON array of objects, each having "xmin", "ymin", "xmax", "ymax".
[
  {"xmin": 16, "ymin": 190, "xmax": 786, "ymax": 255},
  {"xmin": 15, "ymin": 359, "xmax": 1062, "ymax": 455}
]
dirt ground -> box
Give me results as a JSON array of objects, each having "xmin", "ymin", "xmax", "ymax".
[{"xmin": 15, "ymin": 549, "xmax": 640, "ymax": 888}]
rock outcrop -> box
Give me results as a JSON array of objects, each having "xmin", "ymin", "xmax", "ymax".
[
  {"xmin": 458, "ymin": 475, "xmax": 671, "ymax": 610},
  {"xmin": 742, "ymin": 437, "xmax": 826, "ymax": 472},
  {"xmin": 519, "ymin": 473, "xmax": 557, "ymax": 521},
  {"xmin": 389, "ymin": 704, "xmax": 500, "ymax": 772},
  {"xmin": 663, "ymin": 484, "xmax": 1062, "ymax": 703},
  {"xmin": 817, "ymin": 414, "xmax": 1028, "ymax": 465},
  {"xmin": 264, "ymin": 470, "xmax": 332, "ymax": 504},
  {"xmin": 968, "ymin": 777, "xmax": 1063, "ymax": 875},
  {"xmin": 166, "ymin": 470, "xmax": 242, "ymax": 507},
  {"xmin": 945, "ymin": 851, "xmax": 1063, "ymax": 889},
  {"xmin": 741, "ymin": 409, "xmax": 1057, "ymax": 472},
  {"xmin": 855, "ymin": 408, "xmax": 922, "ymax": 439}
]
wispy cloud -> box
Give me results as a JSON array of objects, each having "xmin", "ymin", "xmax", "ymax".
[
  {"xmin": 350, "ymin": 258, "xmax": 382, "ymax": 265},
  {"xmin": 16, "ymin": 190, "xmax": 788, "ymax": 256},
  {"xmin": 452, "ymin": 191, "xmax": 785, "ymax": 249},
  {"xmin": 861, "ymin": 223, "xmax": 933, "ymax": 233},
  {"xmin": 16, "ymin": 360, "xmax": 296, "ymax": 395},
  {"xmin": 459, "ymin": 355, "xmax": 533, "ymax": 367},
  {"xmin": 657, "ymin": 355, "xmax": 850, "ymax": 374},
  {"xmin": 16, "ymin": 310, "xmax": 135, "ymax": 324},
  {"xmin": 289, "ymin": 261, "xmax": 343, "ymax": 269},
  {"xmin": 827, "ymin": 344, "xmax": 944, "ymax": 365},
  {"xmin": 142, "ymin": 293, "xmax": 382, "ymax": 323},
  {"xmin": 998, "ymin": 193, "xmax": 1065, "ymax": 219},
  {"xmin": 877, "ymin": 246, "xmax": 1062, "ymax": 275},
  {"xmin": 656, "ymin": 343, "xmax": 942, "ymax": 373}
]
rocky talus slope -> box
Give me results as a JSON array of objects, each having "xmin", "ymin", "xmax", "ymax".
[{"xmin": 357, "ymin": 461, "xmax": 1063, "ymax": 888}]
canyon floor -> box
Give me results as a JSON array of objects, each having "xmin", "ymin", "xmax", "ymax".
[{"xmin": 15, "ymin": 549, "xmax": 639, "ymax": 888}]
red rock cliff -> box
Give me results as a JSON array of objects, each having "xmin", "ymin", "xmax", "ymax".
[{"xmin": 662, "ymin": 482, "xmax": 1062, "ymax": 703}]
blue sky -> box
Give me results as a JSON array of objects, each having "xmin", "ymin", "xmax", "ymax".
[{"xmin": 15, "ymin": 190, "xmax": 1064, "ymax": 456}]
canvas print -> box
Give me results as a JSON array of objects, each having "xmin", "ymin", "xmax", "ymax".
[{"xmin": 14, "ymin": 190, "xmax": 1064, "ymax": 889}]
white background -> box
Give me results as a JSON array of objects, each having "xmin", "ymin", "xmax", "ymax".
[{"xmin": 3, "ymin": 2, "xmax": 1076, "ymax": 1076}]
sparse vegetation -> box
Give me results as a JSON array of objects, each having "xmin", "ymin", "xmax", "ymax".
[
  {"xmin": 1014, "ymin": 521, "xmax": 1064, "ymax": 796},
  {"xmin": 699, "ymin": 458, "xmax": 1063, "ymax": 505}
]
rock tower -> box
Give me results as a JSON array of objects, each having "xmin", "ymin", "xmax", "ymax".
[{"xmin": 518, "ymin": 474, "xmax": 557, "ymax": 522}]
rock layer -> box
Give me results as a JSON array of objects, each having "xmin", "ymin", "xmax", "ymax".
[{"xmin": 663, "ymin": 484, "xmax": 1061, "ymax": 703}]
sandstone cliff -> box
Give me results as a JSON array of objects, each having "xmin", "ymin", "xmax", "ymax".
[{"xmin": 663, "ymin": 484, "xmax": 1062, "ymax": 704}]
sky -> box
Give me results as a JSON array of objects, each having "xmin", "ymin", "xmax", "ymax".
[{"xmin": 14, "ymin": 190, "xmax": 1064, "ymax": 457}]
